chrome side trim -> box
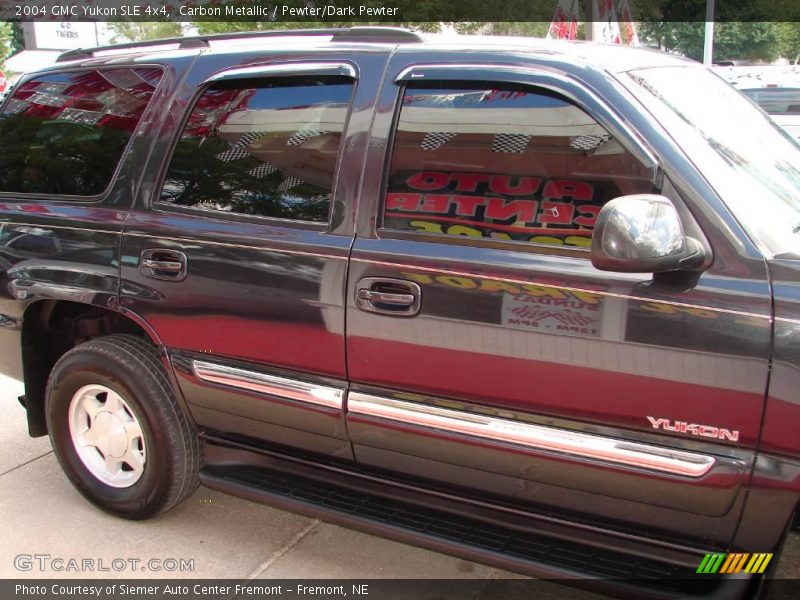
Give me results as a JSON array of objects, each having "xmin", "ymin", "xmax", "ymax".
[
  {"xmin": 348, "ymin": 393, "xmax": 715, "ymax": 478},
  {"xmin": 192, "ymin": 360, "xmax": 343, "ymax": 409}
]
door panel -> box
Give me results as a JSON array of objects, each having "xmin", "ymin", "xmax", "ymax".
[
  {"xmin": 122, "ymin": 218, "xmax": 350, "ymax": 374},
  {"xmin": 346, "ymin": 56, "xmax": 772, "ymax": 545},
  {"xmin": 345, "ymin": 241, "xmax": 765, "ymax": 543},
  {"xmin": 122, "ymin": 197, "xmax": 353, "ymax": 459},
  {"xmin": 120, "ymin": 52, "xmax": 387, "ymax": 459}
]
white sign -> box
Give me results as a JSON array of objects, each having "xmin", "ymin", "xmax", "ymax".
[
  {"xmin": 26, "ymin": 22, "xmax": 99, "ymax": 50},
  {"xmin": 501, "ymin": 292, "xmax": 604, "ymax": 338}
]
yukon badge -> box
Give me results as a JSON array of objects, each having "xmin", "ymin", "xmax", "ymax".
[{"xmin": 647, "ymin": 417, "xmax": 739, "ymax": 442}]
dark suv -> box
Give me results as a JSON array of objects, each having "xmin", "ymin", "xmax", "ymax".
[{"xmin": 1, "ymin": 27, "xmax": 799, "ymax": 598}]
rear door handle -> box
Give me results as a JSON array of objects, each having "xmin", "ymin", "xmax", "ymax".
[
  {"xmin": 140, "ymin": 259, "xmax": 183, "ymax": 272},
  {"xmin": 355, "ymin": 277, "xmax": 421, "ymax": 316},
  {"xmin": 139, "ymin": 249, "xmax": 187, "ymax": 281}
]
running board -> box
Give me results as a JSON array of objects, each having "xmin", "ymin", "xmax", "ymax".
[{"xmin": 199, "ymin": 450, "xmax": 750, "ymax": 599}]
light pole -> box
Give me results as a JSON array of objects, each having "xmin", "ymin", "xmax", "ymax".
[
  {"xmin": 703, "ymin": 0, "xmax": 715, "ymax": 66},
  {"xmin": 584, "ymin": 0, "xmax": 597, "ymax": 41}
]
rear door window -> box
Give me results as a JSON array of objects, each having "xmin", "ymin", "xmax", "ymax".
[
  {"xmin": 159, "ymin": 76, "xmax": 354, "ymax": 223},
  {"xmin": 0, "ymin": 68, "xmax": 163, "ymax": 197}
]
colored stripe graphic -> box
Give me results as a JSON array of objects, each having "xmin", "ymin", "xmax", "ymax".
[
  {"xmin": 744, "ymin": 554, "xmax": 773, "ymax": 574},
  {"xmin": 697, "ymin": 553, "xmax": 725, "ymax": 574},
  {"xmin": 720, "ymin": 553, "xmax": 748, "ymax": 574},
  {"xmin": 697, "ymin": 553, "xmax": 773, "ymax": 574}
]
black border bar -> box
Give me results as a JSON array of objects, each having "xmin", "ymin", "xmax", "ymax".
[{"xmin": 3, "ymin": 1, "xmax": 800, "ymax": 23}]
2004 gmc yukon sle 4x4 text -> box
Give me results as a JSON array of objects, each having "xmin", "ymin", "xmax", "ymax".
[{"xmin": 0, "ymin": 27, "xmax": 798, "ymax": 599}]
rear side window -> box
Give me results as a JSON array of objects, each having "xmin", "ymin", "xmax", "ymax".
[
  {"xmin": 0, "ymin": 68, "xmax": 163, "ymax": 197},
  {"xmin": 382, "ymin": 83, "xmax": 655, "ymax": 249},
  {"xmin": 159, "ymin": 77, "xmax": 354, "ymax": 223}
]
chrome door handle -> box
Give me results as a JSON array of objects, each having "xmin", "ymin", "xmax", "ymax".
[
  {"xmin": 357, "ymin": 289, "xmax": 416, "ymax": 306},
  {"xmin": 140, "ymin": 259, "xmax": 183, "ymax": 272},
  {"xmin": 355, "ymin": 277, "xmax": 421, "ymax": 317},
  {"xmin": 139, "ymin": 249, "xmax": 187, "ymax": 281}
]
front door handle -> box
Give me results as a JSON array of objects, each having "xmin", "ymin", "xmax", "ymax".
[
  {"xmin": 355, "ymin": 277, "xmax": 421, "ymax": 316},
  {"xmin": 139, "ymin": 249, "xmax": 187, "ymax": 281},
  {"xmin": 357, "ymin": 289, "xmax": 416, "ymax": 306}
]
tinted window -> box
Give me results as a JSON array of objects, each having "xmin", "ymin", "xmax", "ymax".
[
  {"xmin": 383, "ymin": 84, "xmax": 654, "ymax": 248},
  {"xmin": 741, "ymin": 88, "xmax": 800, "ymax": 116},
  {"xmin": 160, "ymin": 77, "xmax": 353, "ymax": 223},
  {"xmin": 0, "ymin": 68, "xmax": 162, "ymax": 196}
]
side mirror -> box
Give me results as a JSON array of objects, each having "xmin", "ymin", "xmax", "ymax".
[{"xmin": 591, "ymin": 194, "xmax": 707, "ymax": 273}]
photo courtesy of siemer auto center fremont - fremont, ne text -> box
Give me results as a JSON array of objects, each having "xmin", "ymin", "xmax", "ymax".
[{"xmin": 3, "ymin": 1, "xmax": 800, "ymax": 599}]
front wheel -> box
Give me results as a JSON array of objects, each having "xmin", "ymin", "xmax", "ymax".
[{"xmin": 45, "ymin": 334, "xmax": 200, "ymax": 519}]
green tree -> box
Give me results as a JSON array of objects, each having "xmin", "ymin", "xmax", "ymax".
[
  {"xmin": 0, "ymin": 22, "xmax": 12, "ymax": 63},
  {"xmin": 11, "ymin": 21, "xmax": 23, "ymax": 54},
  {"xmin": 478, "ymin": 23, "xmax": 551, "ymax": 37},
  {"xmin": 107, "ymin": 21, "xmax": 182, "ymax": 44},
  {"xmin": 715, "ymin": 22, "xmax": 782, "ymax": 63},
  {"xmin": 193, "ymin": 21, "xmax": 277, "ymax": 34},
  {"xmin": 193, "ymin": 21, "xmax": 444, "ymax": 35},
  {"xmin": 190, "ymin": 0, "xmax": 457, "ymax": 35},
  {"xmin": 777, "ymin": 22, "xmax": 800, "ymax": 64},
  {"xmin": 638, "ymin": 22, "xmax": 782, "ymax": 63}
]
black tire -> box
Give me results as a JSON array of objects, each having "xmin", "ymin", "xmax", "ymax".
[{"xmin": 45, "ymin": 334, "xmax": 200, "ymax": 519}]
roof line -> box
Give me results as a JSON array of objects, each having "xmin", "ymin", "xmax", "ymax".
[{"xmin": 56, "ymin": 26, "xmax": 423, "ymax": 63}]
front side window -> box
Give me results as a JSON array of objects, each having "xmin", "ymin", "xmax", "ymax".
[
  {"xmin": 0, "ymin": 68, "xmax": 163, "ymax": 196},
  {"xmin": 159, "ymin": 76, "xmax": 353, "ymax": 223},
  {"xmin": 626, "ymin": 67, "xmax": 800, "ymax": 256},
  {"xmin": 382, "ymin": 83, "xmax": 654, "ymax": 249}
]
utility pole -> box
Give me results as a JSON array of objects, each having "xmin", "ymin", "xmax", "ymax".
[
  {"xmin": 703, "ymin": 0, "xmax": 715, "ymax": 66},
  {"xmin": 584, "ymin": 0, "xmax": 597, "ymax": 41}
]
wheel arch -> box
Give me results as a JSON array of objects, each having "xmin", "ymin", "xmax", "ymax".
[{"xmin": 20, "ymin": 299, "xmax": 176, "ymax": 437}]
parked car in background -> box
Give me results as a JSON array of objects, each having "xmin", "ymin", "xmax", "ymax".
[
  {"xmin": 1, "ymin": 28, "xmax": 799, "ymax": 599},
  {"xmin": 716, "ymin": 65, "xmax": 800, "ymax": 140},
  {"xmin": 739, "ymin": 87, "xmax": 800, "ymax": 140}
]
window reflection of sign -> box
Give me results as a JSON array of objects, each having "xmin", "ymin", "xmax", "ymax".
[
  {"xmin": 0, "ymin": 68, "xmax": 161, "ymax": 197},
  {"xmin": 402, "ymin": 89, "xmax": 533, "ymax": 107},
  {"xmin": 402, "ymin": 271, "xmax": 607, "ymax": 301},
  {"xmin": 502, "ymin": 292, "xmax": 603, "ymax": 338},
  {"xmin": 6, "ymin": 69, "xmax": 160, "ymax": 132},
  {"xmin": 160, "ymin": 81, "xmax": 352, "ymax": 222},
  {"xmin": 385, "ymin": 171, "xmax": 608, "ymax": 247}
]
